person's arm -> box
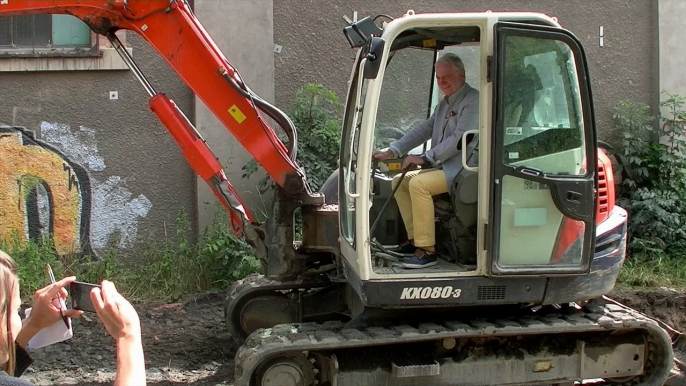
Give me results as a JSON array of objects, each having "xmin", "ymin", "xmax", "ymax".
[
  {"xmin": 388, "ymin": 113, "xmax": 436, "ymax": 157},
  {"xmin": 14, "ymin": 324, "xmax": 40, "ymax": 350},
  {"xmin": 424, "ymin": 91, "xmax": 479, "ymax": 164},
  {"xmin": 114, "ymin": 335, "xmax": 145, "ymax": 386},
  {"xmin": 90, "ymin": 281, "xmax": 146, "ymax": 386},
  {"xmin": 14, "ymin": 276, "xmax": 83, "ymax": 377}
]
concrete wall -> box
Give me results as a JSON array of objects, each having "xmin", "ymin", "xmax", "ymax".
[
  {"xmin": 274, "ymin": 0, "xmax": 655, "ymax": 138},
  {"xmin": 656, "ymin": 0, "xmax": 686, "ymax": 107},
  {"xmin": 194, "ymin": 0, "xmax": 275, "ymax": 231},
  {"xmin": 0, "ymin": 33, "xmax": 196, "ymax": 260}
]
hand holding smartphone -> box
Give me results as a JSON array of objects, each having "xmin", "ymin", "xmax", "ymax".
[{"xmin": 68, "ymin": 281, "xmax": 102, "ymax": 313}]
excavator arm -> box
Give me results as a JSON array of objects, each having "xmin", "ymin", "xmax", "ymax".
[{"xmin": 0, "ymin": 0, "xmax": 311, "ymax": 241}]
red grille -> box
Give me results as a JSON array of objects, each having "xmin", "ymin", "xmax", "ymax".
[
  {"xmin": 596, "ymin": 150, "xmax": 615, "ymax": 224},
  {"xmin": 597, "ymin": 163, "xmax": 609, "ymax": 215}
]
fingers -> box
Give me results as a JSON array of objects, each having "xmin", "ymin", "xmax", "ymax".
[
  {"xmin": 91, "ymin": 280, "xmax": 121, "ymax": 316},
  {"xmin": 40, "ymin": 276, "xmax": 77, "ymax": 298},
  {"xmin": 63, "ymin": 309, "xmax": 84, "ymax": 319},
  {"xmin": 90, "ymin": 287, "xmax": 105, "ymax": 313},
  {"xmin": 372, "ymin": 150, "xmax": 393, "ymax": 161},
  {"xmin": 101, "ymin": 280, "xmax": 118, "ymax": 308}
]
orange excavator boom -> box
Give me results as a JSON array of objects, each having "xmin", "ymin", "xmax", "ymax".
[{"xmin": 0, "ymin": 0, "xmax": 310, "ymax": 238}]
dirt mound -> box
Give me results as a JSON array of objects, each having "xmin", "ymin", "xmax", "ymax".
[{"xmin": 610, "ymin": 288, "xmax": 686, "ymax": 331}]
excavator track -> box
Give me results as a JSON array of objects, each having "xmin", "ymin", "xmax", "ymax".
[
  {"xmin": 225, "ymin": 274, "xmax": 332, "ymax": 343},
  {"xmin": 233, "ymin": 298, "xmax": 676, "ymax": 386}
]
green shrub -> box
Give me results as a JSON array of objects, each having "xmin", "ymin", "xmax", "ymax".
[
  {"xmin": 0, "ymin": 233, "xmax": 129, "ymax": 302},
  {"xmin": 112, "ymin": 209, "xmax": 260, "ymax": 302},
  {"xmin": 1, "ymin": 208, "xmax": 260, "ymax": 303},
  {"xmin": 242, "ymin": 83, "xmax": 342, "ymax": 192},
  {"xmin": 608, "ymin": 92, "xmax": 686, "ymax": 259}
]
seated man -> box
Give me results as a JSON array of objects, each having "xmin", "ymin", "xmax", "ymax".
[{"xmin": 373, "ymin": 53, "xmax": 479, "ymax": 269}]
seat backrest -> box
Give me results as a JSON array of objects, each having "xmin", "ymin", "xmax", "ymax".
[{"xmin": 450, "ymin": 142, "xmax": 479, "ymax": 229}]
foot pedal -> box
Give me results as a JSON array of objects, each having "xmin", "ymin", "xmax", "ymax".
[
  {"xmin": 391, "ymin": 360, "xmax": 440, "ymax": 378},
  {"xmin": 372, "ymin": 252, "xmax": 401, "ymax": 267}
]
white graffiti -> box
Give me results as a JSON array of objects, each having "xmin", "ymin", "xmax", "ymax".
[
  {"xmin": 41, "ymin": 122, "xmax": 106, "ymax": 171},
  {"xmin": 40, "ymin": 121, "xmax": 152, "ymax": 250},
  {"xmin": 92, "ymin": 176, "xmax": 152, "ymax": 249}
]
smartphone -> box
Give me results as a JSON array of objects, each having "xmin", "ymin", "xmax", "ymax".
[{"xmin": 68, "ymin": 281, "xmax": 101, "ymax": 312}]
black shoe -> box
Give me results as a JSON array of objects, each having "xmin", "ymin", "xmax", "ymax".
[
  {"xmin": 401, "ymin": 249, "xmax": 438, "ymax": 269},
  {"xmin": 387, "ymin": 242, "xmax": 417, "ymax": 257}
]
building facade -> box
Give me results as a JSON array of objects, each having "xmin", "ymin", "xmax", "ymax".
[{"xmin": 0, "ymin": 0, "xmax": 678, "ymax": 259}]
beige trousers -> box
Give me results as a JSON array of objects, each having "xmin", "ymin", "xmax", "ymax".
[{"xmin": 391, "ymin": 168, "xmax": 448, "ymax": 248}]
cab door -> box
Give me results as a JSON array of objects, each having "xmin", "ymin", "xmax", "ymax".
[{"xmin": 489, "ymin": 22, "xmax": 597, "ymax": 275}]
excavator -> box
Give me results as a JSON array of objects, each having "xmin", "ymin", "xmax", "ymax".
[{"xmin": 2, "ymin": 1, "xmax": 684, "ymax": 385}]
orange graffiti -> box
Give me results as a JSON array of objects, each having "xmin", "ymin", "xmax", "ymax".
[{"xmin": 0, "ymin": 130, "xmax": 84, "ymax": 255}]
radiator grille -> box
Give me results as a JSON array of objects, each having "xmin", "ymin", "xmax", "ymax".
[
  {"xmin": 477, "ymin": 285, "xmax": 506, "ymax": 300},
  {"xmin": 597, "ymin": 163, "xmax": 609, "ymax": 217}
]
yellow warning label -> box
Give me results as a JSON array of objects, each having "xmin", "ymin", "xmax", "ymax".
[
  {"xmin": 422, "ymin": 39, "xmax": 437, "ymax": 48},
  {"xmin": 228, "ymin": 105, "xmax": 247, "ymax": 124},
  {"xmin": 387, "ymin": 162, "xmax": 402, "ymax": 171}
]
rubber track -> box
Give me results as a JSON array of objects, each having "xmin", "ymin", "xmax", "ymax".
[
  {"xmin": 225, "ymin": 274, "xmax": 329, "ymax": 343},
  {"xmin": 233, "ymin": 300, "xmax": 675, "ymax": 386}
]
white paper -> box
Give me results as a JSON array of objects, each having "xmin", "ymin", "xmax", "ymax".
[{"xmin": 23, "ymin": 301, "xmax": 73, "ymax": 349}]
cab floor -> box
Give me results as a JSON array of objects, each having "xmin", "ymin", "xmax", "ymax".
[{"xmin": 372, "ymin": 255, "xmax": 474, "ymax": 274}]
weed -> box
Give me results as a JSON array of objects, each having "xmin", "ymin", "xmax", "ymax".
[
  {"xmin": 617, "ymin": 255, "xmax": 686, "ymax": 289},
  {"xmin": 0, "ymin": 208, "xmax": 259, "ymax": 304}
]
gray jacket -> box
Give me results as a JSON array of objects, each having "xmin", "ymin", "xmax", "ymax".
[{"xmin": 389, "ymin": 82, "xmax": 479, "ymax": 190}]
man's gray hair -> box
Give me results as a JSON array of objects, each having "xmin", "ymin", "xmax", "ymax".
[{"xmin": 436, "ymin": 53, "xmax": 465, "ymax": 72}]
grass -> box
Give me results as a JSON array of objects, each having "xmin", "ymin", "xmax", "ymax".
[
  {"xmin": 1, "ymin": 209, "xmax": 262, "ymax": 304},
  {"xmin": 616, "ymin": 254, "xmax": 686, "ymax": 290}
]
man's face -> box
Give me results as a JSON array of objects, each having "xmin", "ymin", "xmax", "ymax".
[{"xmin": 435, "ymin": 62, "xmax": 465, "ymax": 98}]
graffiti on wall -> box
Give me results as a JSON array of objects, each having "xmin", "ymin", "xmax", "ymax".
[
  {"xmin": 0, "ymin": 126, "xmax": 91, "ymax": 255},
  {"xmin": 0, "ymin": 123, "xmax": 152, "ymax": 256}
]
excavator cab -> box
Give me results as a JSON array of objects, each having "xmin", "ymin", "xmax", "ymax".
[
  {"xmin": 228, "ymin": 13, "xmax": 676, "ymax": 386},
  {"xmin": 337, "ymin": 10, "xmax": 628, "ymax": 309}
]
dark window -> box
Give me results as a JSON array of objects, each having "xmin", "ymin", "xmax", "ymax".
[{"xmin": 0, "ymin": 15, "xmax": 91, "ymax": 52}]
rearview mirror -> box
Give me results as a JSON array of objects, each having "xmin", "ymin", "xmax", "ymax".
[
  {"xmin": 343, "ymin": 16, "xmax": 383, "ymax": 48},
  {"xmin": 363, "ymin": 37, "xmax": 385, "ymax": 79}
]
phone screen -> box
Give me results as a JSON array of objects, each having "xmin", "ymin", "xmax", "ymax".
[{"xmin": 69, "ymin": 282, "xmax": 101, "ymax": 313}]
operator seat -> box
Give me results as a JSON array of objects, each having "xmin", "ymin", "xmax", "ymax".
[
  {"xmin": 433, "ymin": 132, "xmax": 479, "ymax": 230},
  {"xmin": 440, "ymin": 64, "xmax": 542, "ymax": 227},
  {"xmin": 433, "ymin": 132, "xmax": 479, "ymax": 263}
]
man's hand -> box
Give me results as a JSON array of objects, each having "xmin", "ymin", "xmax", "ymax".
[
  {"xmin": 372, "ymin": 149, "xmax": 394, "ymax": 161},
  {"xmin": 402, "ymin": 155, "xmax": 425, "ymax": 170}
]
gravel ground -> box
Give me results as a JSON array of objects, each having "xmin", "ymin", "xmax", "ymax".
[
  {"xmin": 23, "ymin": 292, "xmax": 235, "ymax": 386},
  {"xmin": 18, "ymin": 288, "xmax": 686, "ymax": 386}
]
